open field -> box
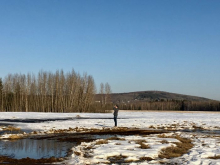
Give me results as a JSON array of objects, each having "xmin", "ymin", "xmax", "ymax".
[{"xmin": 1, "ymin": 111, "xmax": 220, "ymax": 164}]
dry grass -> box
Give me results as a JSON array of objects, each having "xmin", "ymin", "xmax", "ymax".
[
  {"xmin": 76, "ymin": 115, "xmax": 81, "ymax": 118},
  {"xmin": 158, "ymin": 135, "xmax": 194, "ymax": 159},
  {"xmin": 95, "ymin": 139, "xmax": 109, "ymax": 145},
  {"xmin": 139, "ymin": 156, "xmax": 154, "ymax": 161},
  {"xmin": 74, "ymin": 151, "xmax": 81, "ymax": 156},
  {"xmin": 107, "ymin": 155, "xmax": 128, "ymax": 164},
  {"xmin": 115, "ymin": 143, "xmax": 121, "ymax": 145},
  {"xmin": 192, "ymin": 124, "xmax": 205, "ymax": 130},
  {"xmin": 149, "ymin": 125, "xmax": 156, "ymax": 129},
  {"xmin": 138, "ymin": 142, "xmax": 150, "ymax": 149},
  {"xmin": 208, "ymin": 155, "xmax": 220, "ymax": 159},
  {"xmin": 160, "ymin": 140, "xmax": 169, "ymax": 144},
  {"xmin": 83, "ymin": 151, "xmax": 93, "ymax": 158},
  {"xmin": 8, "ymin": 134, "xmax": 22, "ymax": 139},
  {"xmin": 84, "ymin": 145, "xmax": 95, "ymax": 150},
  {"xmin": 2, "ymin": 126, "xmax": 21, "ymax": 131},
  {"xmin": 0, "ymin": 156, "xmax": 63, "ymax": 164},
  {"xmin": 133, "ymin": 140, "xmax": 150, "ymax": 149},
  {"xmin": 157, "ymin": 133, "xmax": 167, "ymax": 138},
  {"xmin": 32, "ymin": 131, "xmax": 38, "ymax": 134}
]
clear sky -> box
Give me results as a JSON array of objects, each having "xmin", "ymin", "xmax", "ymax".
[{"xmin": 0, "ymin": 0, "xmax": 220, "ymax": 100}]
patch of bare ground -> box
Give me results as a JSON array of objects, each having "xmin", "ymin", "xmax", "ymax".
[
  {"xmin": 158, "ymin": 134, "xmax": 194, "ymax": 159},
  {"xmin": 0, "ymin": 156, "xmax": 64, "ymax": 165}
]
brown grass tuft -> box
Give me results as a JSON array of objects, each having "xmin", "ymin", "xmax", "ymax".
[
  {"xmin": 84, "ymin": 145, "xmax": 95, "ymax": 150},
  {"xmin": 160, "ymin": 140, "xmax": 169, "ymax": 144},
  {"xmin": 95, "ymin": 139, "xmax": 109, "ymax": 145},
  {"xmin": 158, "ymin": 135, "xmax": 193, "ymax": 159},
  {"xmin": 74, "ymin": 151, "xmax": 81, "ymax": 156},
  {"xmin": 76, "ymin": 115, "xmax": 81, "ymax": 118},
  {"xmin": 115, "ymin": 143, "xmax": 121, "ymax": 145},
  {"xmin": 2, "ymin": 126, "xmax": 21, "ymax": 131},
  {"xmin": 133, "ymin": 140, "xmax": 150, "ymax": 149},
  {"xmin": 8, "ymin": 134, "xmax": 22, "ymax": 139},
  {"xmin": 139, "ymin": 156, "xmax": 154, "ymax": 161},
  {"xmin": 149, "ymin": 125, "xmax": 156, "ymax": 129},
  {"xmin": 157, "ymin": 133, "xmax": 168, "ymax": 138},
  {"xmin": 107, "ymin": 155, "xmax": 128, "ymax": 164}
]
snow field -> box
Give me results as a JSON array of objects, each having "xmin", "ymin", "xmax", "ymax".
[
  {"xmin": 70, "ymin": 133, "xmax": 180, "ymax": 164},
  {"xmin": 1, "ymin": 111, "xmax": 220, "ymax": 164}
]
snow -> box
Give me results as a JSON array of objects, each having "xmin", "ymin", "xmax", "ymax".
[{"xmin": 1, "ymin": 111, "xmax": 220, "ymax": 164}]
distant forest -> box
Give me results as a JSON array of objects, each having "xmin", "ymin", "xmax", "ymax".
[
  {"xmin": 97, "ymin": 91, "xmax": 220, "ymax": 112},
  {"xmin": 0, "ymin": 70, "xmax": 219, "ymax": 112},
  {"xmin": 113, "ymin": 100, "xmax": 220, "ymax": 111}
]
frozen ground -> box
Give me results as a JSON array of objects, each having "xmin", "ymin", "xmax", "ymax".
[{"xmin": 1, "ymin": 111, "xmax": 220, "ymax": 164}]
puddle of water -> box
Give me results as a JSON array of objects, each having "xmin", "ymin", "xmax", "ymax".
[
  {"xmin": 0, "ymin": 139, "xmax": 75, "ymax": 159},
  {"xmin": 0, "ymin": 135, "xmax": 113, "ymax": 160}
]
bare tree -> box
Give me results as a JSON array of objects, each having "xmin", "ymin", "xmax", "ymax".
[
  {"xmin": 29, "ymin": 74, "xmax": 37, "ymax": 112},
  {"xmin": 83, "ymin": 75, "xmax": 96, "ymax": 112},
  {"xmin": 47, "ymin": 72, "xmax": 54, "ymax": 112},
  {"xmin": 104, "ymin": 82, "xmax": 111, "ymax": 105},
  {"xmin": 99, "ymin": 83, "xmax": 104, "ymax": 107}
]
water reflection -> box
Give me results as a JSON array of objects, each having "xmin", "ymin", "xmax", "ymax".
[{"xmin": 0, "ymin": 139, "xmax": 74, "ymax": 159}]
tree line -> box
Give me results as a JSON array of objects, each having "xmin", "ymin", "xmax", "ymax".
[
  {"xmin": 1, "ymin": 69, "xmax": 219, "ymax": 112},
  {"xmin": 116, "ymin": 100, "xmax": 220, "ymax": 111},
  {"xmin": 0, "ymin": 69, "xmax": 96, "ymax": 112}
]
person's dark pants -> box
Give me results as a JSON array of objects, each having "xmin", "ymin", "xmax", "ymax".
[{"xmin": 114, "ymin": 115, "xmax": 117, "ymax": 127}]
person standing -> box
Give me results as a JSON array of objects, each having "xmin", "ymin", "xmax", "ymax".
[{"xmin": 113, "ymin": 105, "xmax": 119, "ymax": 127}]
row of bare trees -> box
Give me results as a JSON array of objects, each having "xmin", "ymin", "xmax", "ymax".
[{"xmin": 0, "ymin": 69, "xmax": 96, "ymax": 112}]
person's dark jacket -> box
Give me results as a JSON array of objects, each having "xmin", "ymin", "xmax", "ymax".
[{"xmin": 113, "ymin": 107, "xmax": 119, "ymax": 116}]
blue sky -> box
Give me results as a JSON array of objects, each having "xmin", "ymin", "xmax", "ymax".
[{"xmin": 0, "ymin": 0, "xmax": 220, "ymax": 100}]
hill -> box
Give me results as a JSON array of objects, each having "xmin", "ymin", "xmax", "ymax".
[{"xmin": 96, "ymin": 91, "xmax": 212, "ymax": 103}]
